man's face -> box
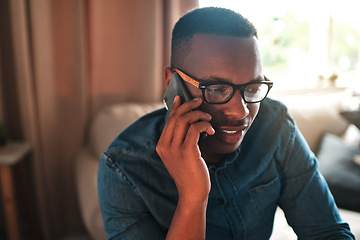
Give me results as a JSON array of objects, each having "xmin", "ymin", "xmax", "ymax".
[{"xmin": 181, "ymin": 34, "xmax": 263, "ymax": 162}]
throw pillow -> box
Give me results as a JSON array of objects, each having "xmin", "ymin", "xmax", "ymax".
[{"xmin": 317, "ymin": 133, "xmax": 360, "ymax": 212}]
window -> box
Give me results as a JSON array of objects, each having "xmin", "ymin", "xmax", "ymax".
[{"xmin": 199, "ymin": 0, "xmax": 360, "ymax": 91}]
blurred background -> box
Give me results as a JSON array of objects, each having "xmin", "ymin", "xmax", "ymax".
[
  {"xmin": 0, "ymin": 0, "xmax": 359, "ymax": 239},
  {"xmin": 201, "ymin": 0, "xmax": 360, "ymax": 91}
]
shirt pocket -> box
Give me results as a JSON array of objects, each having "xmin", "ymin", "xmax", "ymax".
[{"xmin": 249, "ymin": 176, "xmax": 281, "ymax": 220}]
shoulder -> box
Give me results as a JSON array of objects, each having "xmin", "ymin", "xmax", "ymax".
[
  {"xmin": 123, "ymin": 107, "xmax": 167, "ymax": 137},
  {"xmin": 242, "ymin": 98, "xmax": 297, "ymax": 161},
  {"xmin": 253, "ymin": 98, "xmax": 295, "ymax": 134},
  {"xmin": 104, "ymin": 107, "xmax": 167, "ymax": 164},
  {"xmin": 100, "ymin": 107, "xmax": 176, "ymax": 201},
  {"xmin": 258, "ymin": 98, "xmax": 291, "ymax": 120}
]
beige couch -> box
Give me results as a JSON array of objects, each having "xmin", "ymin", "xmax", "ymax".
[{"xmin": 75, "ymin": 89, "xmax": 360, "ymax": 239}]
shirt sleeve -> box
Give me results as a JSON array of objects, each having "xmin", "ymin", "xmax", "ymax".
[
  {"xmin": 278, "ymin": 125, "xmax": 355, "ymax": 239},
  {"xmin": 97, "ymin": 153, "xmax": 167, "ymax": 240}
]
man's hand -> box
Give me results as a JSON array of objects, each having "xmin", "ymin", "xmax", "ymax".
[
  {"xmin": 157, "ymin": 96, "xmax": 215, "ymax": 202},
  {"xmin": 156, "ymin": 96, "xmax": 215, "ymax": 239}
]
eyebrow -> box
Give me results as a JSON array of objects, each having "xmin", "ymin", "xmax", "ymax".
[
  {"xmin": 200, "ymin": 75, "xmax": 265, "ymax": 84},
  {"xmin": 174, "ymin": 68, "xmax": 267, "ymax": 88},
  {"xmin": 199, "ymin": 76, "xmax": 230, "ymax": 84}
]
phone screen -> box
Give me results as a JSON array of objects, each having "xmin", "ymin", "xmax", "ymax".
[{"xmin": 163, "ymin": 72, "xmax": 192, "ymax": 111}]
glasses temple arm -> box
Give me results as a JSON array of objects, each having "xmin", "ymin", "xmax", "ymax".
[{"xmin": 173, "ymin": 69, "xmax": 200, "ymax": 88}]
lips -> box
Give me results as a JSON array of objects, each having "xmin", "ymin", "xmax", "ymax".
[
  {"xmin": 217, "ymin": 125, "xmax": 248, "ymax": 144},
  {"xmin": 222, "ymin": 129, "xmax": 238, "ymax": 134}
]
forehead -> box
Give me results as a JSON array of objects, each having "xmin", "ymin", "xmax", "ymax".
[{"xmin": 182, "ymin": 34, "xmax": 262, "ymax": 83}]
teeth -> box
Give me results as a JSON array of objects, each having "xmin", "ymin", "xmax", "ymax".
[{"xmin": 222, "ymin": 130, "xmax": 238, "ymax": 134}]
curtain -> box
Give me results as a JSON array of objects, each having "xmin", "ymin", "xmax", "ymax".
[{"xmin": 0, "ymin": 0, "xmax": 198, "ymax": 238}]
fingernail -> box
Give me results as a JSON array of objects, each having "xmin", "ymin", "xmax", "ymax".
[{"xmin": 193, "ymin": 97, "xmax": 201, "ymax": 101}]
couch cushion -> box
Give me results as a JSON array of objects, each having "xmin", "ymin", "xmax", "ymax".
[
  {"xmin": 271, "ymin": 90, "xmax": 349, "ymax": 152},
  {"xmin": 89, "ymin": 103, "xmax": 163, "ymax": 158},
  {"xmin": 317, "ymin": 133, "xmax": 360, "ymax": 212}
]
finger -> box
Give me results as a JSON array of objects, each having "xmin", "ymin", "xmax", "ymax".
[
  {"xmin": 172, "ymin": 110, "xmax": 212, "ymax": 146},
  {"xmin": 162, "ymin": 97, "xmax": 203, "ymax": 144},
  {"xmin": 160, "ymin": 96, "xmax": 182, "ymax": 144},
  {"xmin": 183, "ymin": 121, "xmax": 215, "ymax": 146},
  {"xmin": 169, "ymin": 96, "xmax": 182, "ymax": 114},
  {"xmin": 170, "ymin": 97, "xmax": 203, "ymax": 119}
]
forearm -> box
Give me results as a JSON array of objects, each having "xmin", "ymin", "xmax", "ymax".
[{"xmin": 166, "ymin": 197, "xmax": 208, "ymax": 240}]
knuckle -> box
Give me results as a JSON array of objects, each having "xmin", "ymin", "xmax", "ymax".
[
  {"xmin": 189, "ymin": 123, "xmax": 199, "ymax": 131},
  {"xmin": 190, "ymin": 121, "xmax": 208, "ymax": 132},
  {"xmin": 168, "ymin": 112, "xmax": 178, "ymax": 121},
  {"xmin": 177, "ymin": 114, "xmax": 188, "ymax": 124},
  {"xmin": 156, "ymin": 143, "xmax": 165, "ymax": 154}
]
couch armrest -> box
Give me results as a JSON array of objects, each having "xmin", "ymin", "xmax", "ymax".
[{"xmin": 75, "ymin": 147, "xmax": 107, "ymax": 240}]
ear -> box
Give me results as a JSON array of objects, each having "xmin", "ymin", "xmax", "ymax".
[{"xmin": 164, "ymin": 67, "xmax": 173, "ymax": 87}]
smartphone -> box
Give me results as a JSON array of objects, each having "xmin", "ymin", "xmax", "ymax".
[
  {"xmin": 163, "ymin": 72, "xmax": 192, "ymax": 111},
  {"xmin": 163, "ymin": 72, "xmax": 208, "ymax": 140}
]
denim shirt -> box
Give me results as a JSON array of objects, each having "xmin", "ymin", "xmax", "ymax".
[{"xmin": 97, "ymin": 98, "xmax": 354, "ymax": 240}]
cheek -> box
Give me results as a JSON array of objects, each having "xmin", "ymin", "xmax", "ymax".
[
  {"xmin": 199, "ymin": 104, "xmax": 222, "ymax": 121},
  {"xmin": 186, "ymin": 84, "xmax": 203, "ymax": 99},
  {"xmin": 248, "ymin": 103, "xmax": 260, "ymax": 119},
  {"xmin": 200, "ymin": 102, "xmax": 260, "ymax": 123}
]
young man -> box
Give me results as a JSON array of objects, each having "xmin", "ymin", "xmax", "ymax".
[{"xmin": 98, "ymin": 7, "xmax": 354, "ymax": 239}]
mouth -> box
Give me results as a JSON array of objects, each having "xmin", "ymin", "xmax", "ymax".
[
  {"xmin": 217, "ymin": 125, "xmax": 248, "ymax": 144},
  {"xmin": 220, "ymin": 124, "xmax": 248, "ymax": 133},
  {"xmin": 222, "ymin": 129, "xmax": 240, "ymax": 135}
]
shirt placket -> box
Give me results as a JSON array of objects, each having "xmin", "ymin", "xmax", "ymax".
[{"xmin": 215, "ymin": 169, "xmax": 246, "ymax": 239}]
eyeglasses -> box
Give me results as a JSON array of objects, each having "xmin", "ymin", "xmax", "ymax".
[{"xmin": 173, "ymin": 68, "xmax": 273, "ymax": 104}]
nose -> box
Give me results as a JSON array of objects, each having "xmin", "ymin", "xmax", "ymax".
[{"xmin": 223, "ymin": 90, "xmax": 249, "ymax": 120}]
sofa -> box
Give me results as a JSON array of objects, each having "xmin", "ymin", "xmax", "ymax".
[{"xmin": 75, "ymin": 89, "xmax": 360, "ymax": 240}]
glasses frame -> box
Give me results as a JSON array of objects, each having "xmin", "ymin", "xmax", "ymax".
[{"xmin": 173, "ymin": 68, "xmax": 273, "ymax": 104}]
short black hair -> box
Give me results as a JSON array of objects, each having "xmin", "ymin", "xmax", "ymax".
[{"xmin": 171, "ymin": 7, "xmax": 258, "ymax": 67}]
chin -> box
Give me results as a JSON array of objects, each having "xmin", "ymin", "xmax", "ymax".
[
  {"xmin": 202, "ymin": 134, "xmax": 243, "ymax": 155},
  {"xmin": 218, "ymin": 141, "xmax": 242, "ymax": 154}
]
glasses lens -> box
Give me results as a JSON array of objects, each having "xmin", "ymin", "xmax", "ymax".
[
  {"xmin": 205, "ymin": 85, "xmax": 233, "ymax": 103},
  {"xmin": 244, "ymin": 83, "xmax": 269, "ymax": 103}
]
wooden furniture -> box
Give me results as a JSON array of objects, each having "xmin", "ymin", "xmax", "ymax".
[{"xmin": 0, "ymin": 142, "xmax": 31, "ymax": 240}]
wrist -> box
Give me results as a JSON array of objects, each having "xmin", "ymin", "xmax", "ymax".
[
  {"xmin": 176, "ymin": 180, "xmax": 211, "ymax": 205},
  {"xmin": 178, "ymin": 194, "xmax": 209, "ymax": 210}
]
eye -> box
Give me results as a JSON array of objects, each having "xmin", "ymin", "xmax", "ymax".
[
  {"xmin": 207, "ymin": 85, "xmax": 232, "ymax": 95},
  {"xmin": 247, "ymin": 85, "xmax": 261, "ymax": 93},
  {"xmin": 246, "ymin": 83, "xmax": 266, "ymax": 94}
]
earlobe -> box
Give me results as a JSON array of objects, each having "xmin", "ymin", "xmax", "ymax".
[{"xmin": 164, "ymin": 67, "xmax": 173, "ymax": 87}]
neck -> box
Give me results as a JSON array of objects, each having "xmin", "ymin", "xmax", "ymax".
[{"xmin": 199, "ymin": 143, "xmax": 225, "ymax": 166}]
